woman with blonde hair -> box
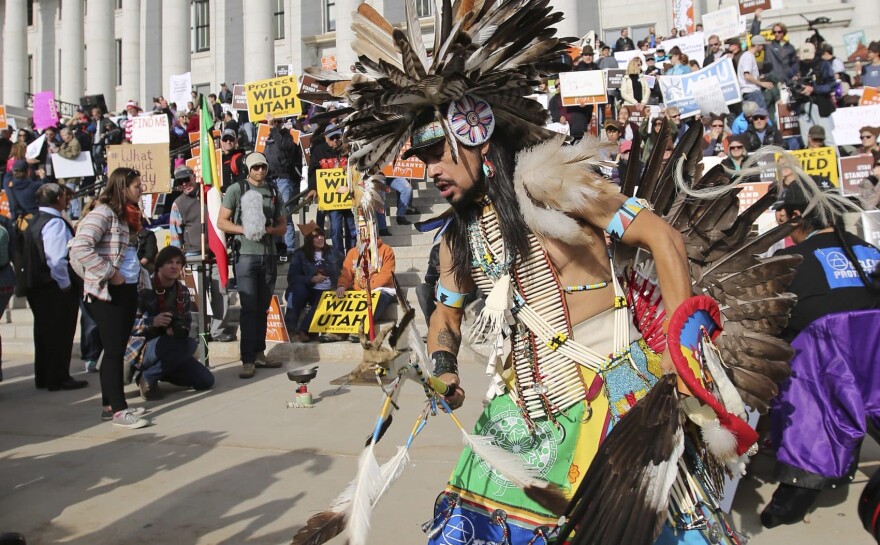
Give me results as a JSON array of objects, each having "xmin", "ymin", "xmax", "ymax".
[
  {"xmin": 69, "ymin": 167, "xmax": 150, "ymax": 430},
  {"xmin": 620, "ymin": 58, "xmax": 650, "ymax": 110}
]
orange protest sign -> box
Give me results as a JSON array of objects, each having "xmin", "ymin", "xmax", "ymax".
[
  {"xmin": 0, "ymin": 105, "xmax": 7, "ymax": 130},
  {"xmin": 255, "ymin": 123, "xmax": 271, "ymax": 153},
  {"xmin": 381, "ymin": 144, "xmax": 427, "ymax": 180},
  {"xmin": 861, "ymin": 87, "xmax": 880, "ymax": 106},
  {"xmin": 321, "ymin": 56, "xmax": 337, "ymax": 71},
  {"xmin": 265, "ymin": 295, "xmax": 290, "ymax": 343},
  {"xmin": 0, "ymin": 191, "xmax": 9, "ymax": 218},
  {"xmin": 290, "ymin": 129, "xmax": 301, "ymax": 144},
  {"xmin": 186, "ymin": 149, "xmax": 222, "ymax": 183}
]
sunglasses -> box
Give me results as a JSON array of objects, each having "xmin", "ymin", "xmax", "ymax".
[
  {"xmin": 328, "ymin": 134, "xmax": 341, "ymax": 141},
  {"xmin": 729, "ymin": 145, "xmax": 744, "ymax": 150},
  {"xmin": 250, "ymin": 164, "xmax": 268, "ymax": 171},
  {"xmin": 671, "ymin": 115, "xmax": 681, "ymax": 119},
  {"xmin": 221, "ymin": 136, "xmax": 236, "ymax": 142},
  {"xmin": 861, "ymin": 134, "xmax": 875, "ymax": 140},
  {"xmin": 753, "ymin": 116, "xmax": 767, "ymax": 120},
  {"xmin": 126, "ymin": 169, "xmax": 142, "ymax": 180},
  {"xmin": 774, "ymin": 30, "xmax": 785, "ymax": 34}
]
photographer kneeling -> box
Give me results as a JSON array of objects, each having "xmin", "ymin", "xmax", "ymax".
[{"xmin": 127, "ymin": 246, "xmax": 214, "ymax": 400}]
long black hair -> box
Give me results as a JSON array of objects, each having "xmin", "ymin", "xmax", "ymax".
[{"xmin": 444, "ymin": 139, "xmax": 532, "ymax": 287}]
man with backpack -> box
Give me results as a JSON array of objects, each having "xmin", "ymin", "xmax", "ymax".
[
  {"xmin": 216, "ymin": 152, "xmax": 286, "ymax": 379},
  {"xmin": 220, "ymin": 129, "xmax": 247, "ymax": 192}
]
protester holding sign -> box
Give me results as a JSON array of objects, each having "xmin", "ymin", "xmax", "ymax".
[
  {"xmin": 285, "ymin": 221, "xmax": 343, "ymax": 342},
  {"xmin": 336, "ymin": 236, "xmax": 396, "ymax": 341},
  {"xmin": 307, "ymin": 124, "xmax": 354, "ymax": 252},
  {"xmin": 854, "ymin": 42, "xmax": 880, "ymax": 88}
]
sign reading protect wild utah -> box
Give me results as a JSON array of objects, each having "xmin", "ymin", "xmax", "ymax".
[
  {"xmin": 316, "ymin": 168, "xmax": 352, "ymax": 211},
  {"xmin": 309, "ymin": 291, "xmax": 382, "ymax": 334},
  {"xmin": 245, "ymin": 75, "xmax": 302, "ymax": 121}
]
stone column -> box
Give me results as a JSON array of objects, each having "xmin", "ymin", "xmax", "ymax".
[
  {"xmin": 3, "ymin": 0, "xmax": 28, "ymax": 107},
  {"xmin": 161, "ymin": 0, "xmax": 191, "ymax": 93},
  {"xmin": 243, "ymin": 0, "xmax": 274, "ymax": 84},
  {"xmin": 552, "ymin": 0, "xmax": 580, "ymax": 40},
  {"xmin": 86, "ymin": 0, "xmax": 115, "ymax": 100},
  {"xmin": 335, "ymin": 0, "xmax": 356, "ymax": 76},
  {"xmin": 60, "ymin": 0, "xmax": 85, "ymax": 103},
  {"xmin": 121, "ymin": 0, "xmax": 141, "ymax": 107}
]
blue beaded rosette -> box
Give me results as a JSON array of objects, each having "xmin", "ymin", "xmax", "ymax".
[{"xmin": 447, "ymin": 95, "xmax": 496, "ymax": 147}]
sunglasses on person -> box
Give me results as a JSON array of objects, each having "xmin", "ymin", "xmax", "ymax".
[
  {"xmin": 250, "ymin": 164, "xmax": 268, "ymax": 171},
  {"xmin": 126, "ymin": 169, "xmax": 142, "ymax": 180},
  {"xmin": 709, "ymin": 41, "xmax": 720, "ymax": 47},
  {"xmin": 773, "ymin": 29, "xmax": 785, "ymax": 35},
  {"xmin": 671, "ymin": 114, "xmax": 681, "ymax": 119},
  {"xmin": 861, "ymin": 134, "xmax": 876, "ymax": 140},
  {"xmin": 221, "ymin": 136, "xmax": 236, "ymax": 142},
  {"xmin": 729, "ymin": 145, "xmax": 744, "ymax": 150},
  {"xmin": 327, "ymin": 134, "xmax": 342, "ymax": 141},
  {"xmin": 753, "ymin": 115, "xmax": 767, "ymax": 120}
]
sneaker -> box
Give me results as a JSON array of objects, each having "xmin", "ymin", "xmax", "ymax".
[
  {"xmin": 102, "ymin": 407, "xmax": 148, "ymax": 421},
  {"xmin": 395, "ymin": 217, "xmax": 412, "ymax": 226},
  {"xmin": 112, "ymin": 409, "xmax": 150, "ymax": 429},
  {"xmin": 378, "ymin": 228, "xmax": 393, "ymax": 238},
  {"xmin": 348, "ymin": 334, "xmax": 361, "ymax": 343},
  {"xmin": 254, "ymin": 352, "xmax": 281, "ymax": 368},
  {"xmin": 239, "ymin": 363, "xmax": 256, "ymax": 379},
  {"xmin": 319, "ymin": 333, "xmax": 346, "ymax": 343},
  {"xmin": 85, "ymin": 360, "xmax": 99, "ymax": 373}
]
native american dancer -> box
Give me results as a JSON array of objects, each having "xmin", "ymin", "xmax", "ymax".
[{"xmin": 289, "ymin": 1, "xmax": 857, "ymax": 544}]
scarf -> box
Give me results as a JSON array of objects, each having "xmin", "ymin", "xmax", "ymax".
[{"xmin": 125, "ymin": 204, "xmax": 142, "ymax": 234}]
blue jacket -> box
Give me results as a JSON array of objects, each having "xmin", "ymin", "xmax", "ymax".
[{"xmin": 287, "ymin": 246, "xmax": 343, "ymax": 289}]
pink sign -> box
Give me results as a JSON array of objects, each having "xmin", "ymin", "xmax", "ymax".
[{"xmin": 33, "ymin": 91, "xmax": 59, "ymax": 131}]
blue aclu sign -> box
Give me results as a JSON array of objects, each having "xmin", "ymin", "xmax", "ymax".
[{"xmin": 658, "ymin": 58, "xmax": 742, "ymax": 118}]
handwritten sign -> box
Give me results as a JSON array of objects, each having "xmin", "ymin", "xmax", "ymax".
[
  {"xmin": 839, "ymin": 155, "xmax": 875, "ymax": 196},
  {"xmin": 738, "ymin": 0, "xmax": 771, "ymax": 15},
  {"xmin": 791, "ymin": 147, "xmax": 839, "ymax": 187},
  {"xmin": 232, "ymin": 84, "xmax": 248, "ymax": 111},
  {"xmin": 245, "ymin": 75, "xmax": 302, "ymax": 121},
  {"xmin": 776, "ymin": 103, "xmax": 800, "ymax": 138},
  {"xmin": 129, "ymin": 114, "xmax": 170, "ymax": 144},
  {"xmin": 33, "ymin": 91, "xmax": 59, "ymax": 131},
  {"xmin": 559, "ymin": 71, "xmax": 607, "ymax": 107},
  {"xmin": 701, "ymin": 6, "xmax": 742, "ymax": 42},
  {"xmin": 308, "ymin": 291, "xmax": 382, "ymax": 334},
  {"xmin": 106, "ymin": 143, "xmax": 172, "ymax": 194},
  {"xmin": 254, "ymin": 123, "xmax": 271, "ymax": 154},
  {"xmin": 381, "ymin": 144, "xmax": 427, "ymax": 180},
  {"xmin": 861, "ymin": 87, "xmax": 880, "ymax": 106},
  {"xmin": 317, "ymin": 168, "xmax": 352, "ymax": 211},
  {"xmin": 266, "ymin": 295, "xmax": 290, "ymax": 342},
  {"xmin": 168, "ymin": 72, "xmax": 192, "ymax": 112},
  {"xmin": 831, "ymin": 105, "xmax": 880, "ymax": 145},
  {"xmin": 0, "ymin": 105, "xmax": 7, "ymax": 130}
]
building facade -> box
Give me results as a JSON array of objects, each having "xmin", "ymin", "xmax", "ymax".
[{"xmin": 0, "ymin": 0, "xmax": 876, "ymax": 115}]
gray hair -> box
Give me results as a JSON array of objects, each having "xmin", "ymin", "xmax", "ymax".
[{"xmin": 35, "ymin": 183, "xmax": 64, "ymax": 207}]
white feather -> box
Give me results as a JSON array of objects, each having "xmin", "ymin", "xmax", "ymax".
[
  {"xmin": 375, "ymin": 446, "xmax": 411, "ymax": 501},
  {"xmin": 700, "ymin": 418, "xmax": 739, "ymax": 462},
  {"xmin": 240, "ymin": 189, "xmax": 267, "ymax": 242},
  {"xmin": 647, "ymin": 426, "xmax": 684, "ymax": 511},
  {"xmin": 701, "ymin": 335, "xmax": 748, "ymax": 420},
  {"xmin": 461, "ymin": 430, "xmax": 547, "ymax": 489},
  {"xmin": 348, "ymin": 445, "xmax": 382, "ymax": 545}
]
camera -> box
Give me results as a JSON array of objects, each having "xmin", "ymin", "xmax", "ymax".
[{"xmin": 168, "ymin": 315, "xmax": 189, "ymax": 339}]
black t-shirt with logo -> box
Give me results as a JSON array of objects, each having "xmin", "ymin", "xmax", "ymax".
[{"xmin": 777, "ymin": 232, "xmax": 880, "ymax": 340}]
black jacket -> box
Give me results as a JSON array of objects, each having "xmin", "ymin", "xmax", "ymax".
[
  {"xmin": 745, "ymin": 123, "xmax": 784, "ymax": 152},
  {"xmin": 263, "ymin": 126, "xmax": 302, "ymax": 182},
  {"xmin": 307, "ymin": 139, "xmax": 345, "ymax": 192}
]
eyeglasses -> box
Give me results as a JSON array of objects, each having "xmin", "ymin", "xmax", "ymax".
[
  {"xmin": 753, "ymin": 116, "xmax": 767, "ymax": 120},
  {"xmin": 861, "ymin": 134, "xmax": 875, "ymax": 140},
  {"xmin": 729, "ymin": 145, "xmax": 744, "ymax": 150},
  {"xmin": 250, "ymin": 164, "xmax": 268, "ymax": 171}
]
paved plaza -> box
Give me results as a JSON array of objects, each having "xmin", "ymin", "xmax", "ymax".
[{"xmin": 0, "ymin": 350, "xmax": 876, "ymax": 545}]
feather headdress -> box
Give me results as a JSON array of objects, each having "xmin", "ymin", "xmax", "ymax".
[{"xmin": 334, "ymin": 0, "xmax": 572, "ymax": 173}]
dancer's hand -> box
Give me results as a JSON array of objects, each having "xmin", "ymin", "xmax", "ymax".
[{"xmin": 438, "ymin": 372, "xmax": 465, "ymax": 411}]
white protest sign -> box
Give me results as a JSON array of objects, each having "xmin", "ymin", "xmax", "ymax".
[
  {"xmin": 691, "ymin": 75, "xmax": 730, "ymax": 115},
  {"xmin": 558, "ymin": 71, "xmax": 607, "ymax": 106},
  {"xmin": 168, "ymin": 72, "xmax": 192, "ymax": 110},
  {"xmin": 25, "ymin": 134, "xmax": 46, "ymax": 160},
  {"xmin": 614, "ymin": 49, "xmax": 650, "ymax": 68},
  {"xmin": 660, "ymin": 32, "xmax": 706, "ymax": 66},
  {"xmin": 50, "ymin": 152, "xmax": 95, "ymax": 179},
  {"xmin": 701, "ymin": 7, "xmax": 742, "ymax": 42},
  {"xmin": 831, "ymin": 105, "xmax": 880, "ymax": 146},
  {"xmin": 129, "ymin": 114, "xmax": 170, "ymax": 144}
]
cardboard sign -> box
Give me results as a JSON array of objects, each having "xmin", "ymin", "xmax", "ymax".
[
  {"xmin": 832, "ymin": 105, "xmax": 880, "ymax": 145},
  {"xmin": 737, "ymin": 0, "xmax": 771, "ymax": 15},
  {"xmin": 844, "ymin": 30, "xmax": 867, "ymax": 57},
  {"xmin": 737, "ymin": 182, "xmax": 771, "ymax": 214},
  {"xmin": 33, "ymin": 91, "xmax": 60, "ymax": 131},
  {"xmin": 701, "ymin": 6, "xmax": 742, "ymax": 42},
  {"xmin": 791, "ymin": 147, "xmax": 839, "ymax": 187},
  {"xmin": 559, "ymin": 71, "xmax": 607, "ymax": 107},
  {"xmin": 254, "ymin": 123, "xmax": 271, "ymax": 153},
  {"xmin": 129, "ymin": 114, "xmax": 170, "ymax": 144},
  {"xmin": 266, "ymin": 295, "xmax": 290, "ymax": 342},
  {"xmin": 839, "ymin": 155, "xmax": 876, "ymax": 196},
  {"xmin": 381, "ymin": 144, "xmax": 427, "ymax": 180},
  {"xmin": 232, "ymin": 84, "xmax": 248, "ymax": 111},
  {"xmin": 604, "ymin": 69, "xmax": 626, "ymax": 91},
  {"xmin": 308, "ymin": 291, "xmax": 382, "ymax": 334},
  {"xmin": 321, "ymin": 56, "xmax": 338, "ymax": 71},
  {"xmin": 51, "ymin": 152, "xmax": 95, "ymax": 179},
  {"xmin": 660, "ymin": 58, "xmax": 741, "ymax": 119},
  {"xmin": 861, "ymin": 87, "xmax": 880, "ymax": 107},
  {"xmin": 776, "ymin": 103, "xmax": 800, "ymax": 138},
  {"xmin": 0, "ymin": 105, "xmax": 7, "ymax": 130},
  {"xmin": 245, "ymin": 75, "xmax": 302, "ymax": 121},
  {"xmin": 106, "ymin": 143, "xmax": 172, "ymax": 194},
  {"xmin": 168, "ymin": 72, "xmax": 192, "ymax": 112},
  {"xmin": 316, "ymin": 168, "xmax": 352, "ymax": 211},
  {"xmin": 0, "ymin": 191, "xmax": 9, "ymax": 218}
]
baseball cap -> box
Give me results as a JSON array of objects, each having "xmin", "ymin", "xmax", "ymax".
[
  {"xmin": 174, "ymin": 165, "xmax": 195, "ymax": 180},
  {"xmin": 324, "ymin": 123, "xmax": 343, "ymax": 138},
  {"xmin": 222, "ymin": 128, "xmax": 237, "ymax": 139},
  {"xmin": 603, "ymin": 120, "xmax": 623, "ymax": 132},
  {"xmin": 12, "ymin": 159, "xmax": 27, "ymax": 171},
  {"xmin": 753, "ymin": 107, "xmax": 770, "ymax": 118},
  {"xmin": 751, "ymin": 35, "xmax": 767, "ymax": 46},
  {"xmin": 581, "ymin": 45, "xmax": 595, "ymax": 56},
  {"xmin": 808, "ymin": 125, "xmax": 826, "ymax": 140},
  {"xmin": 244, "ymin": 152, "xmax": 268, "ymax": 170}
]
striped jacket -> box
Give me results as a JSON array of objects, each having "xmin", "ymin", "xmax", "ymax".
[{"xmin": 68, "ymin": 204, "xmax": 132, "ymax": 301}]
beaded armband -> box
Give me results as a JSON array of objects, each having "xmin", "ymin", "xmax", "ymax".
[
  {"xmin": 605, "ymin": 197, "xmax": 648, "ymax": 241},
  {"xmin": 432, "ymin": 350, "xmax": 459, "ymax": 376},
  {"xmin": 436, "ymin": 282, "xmax": 467, "ymax": 309}
]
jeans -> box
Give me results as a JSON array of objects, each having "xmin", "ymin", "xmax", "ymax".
[
  {"xmin": 88, "ymin": 284, "xmax": 138, "ymax": 412},
  {"xmin": 209, "ymin": 262, "xmax": 230, "ymax": 337},
  {"xmin": 273, "ymin": 177, "xmax": 296, "ymax": 252},
  {"xmin": 79, "ymin": 299, "xmax": 103, "ymax": 361},
  {"xmin": 330, "ymin": 210, "xmax": 356, "ymax": 253},
  {"xmin": 744, "ymin": 89, "xmax": 767, "ymax": 109},
  {"xmin": 285, "ymin": 283, "xmax": 327, "ymax": 332},
  {"xmin": 376, "ymin": 177, "xmax": 414, "ymax": 229},
  {"xmin": 234, "ymin": 255, "xmax": 277, "ymax": 364},
  {"xmin": 141, "ymin": 335, "xmax": 214, "ymax": 390}
]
